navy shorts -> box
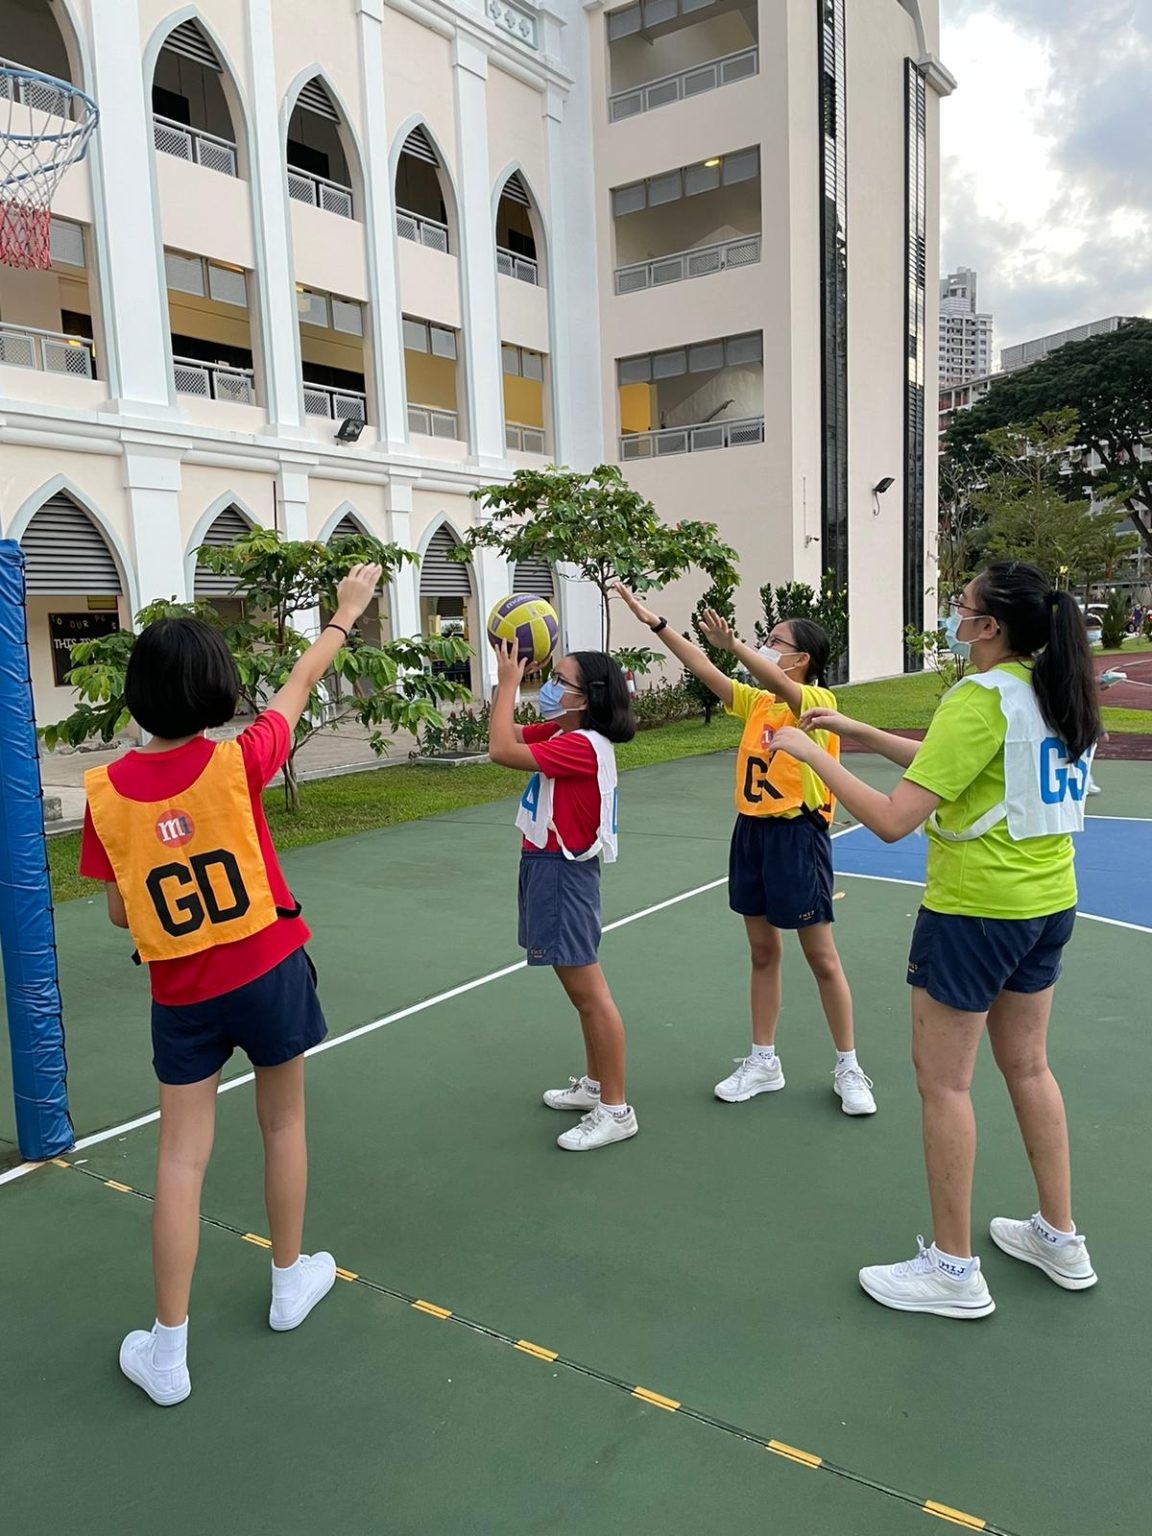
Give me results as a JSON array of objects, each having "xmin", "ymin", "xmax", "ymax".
[
  {"xmin": 906, "ymin": 906, "xmax": 1076, "ymax": 1014},
  {"xmin": 728, "ymin": 813, "xmax": 835, "ymax": 929},
  {"xmin": 151, "ymin": 946, "xmax": 327, "ymax": 1086},
  {"xmin": 518, "ymin": 850, "xmax": 602, "ymax": 968}
]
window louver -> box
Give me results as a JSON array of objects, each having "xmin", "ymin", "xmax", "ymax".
[
  {"xmin": 512, "ymin": 558, "xmax": 555, "ymax": 598},
  {"xmin": 419, "ymin": 527, "xmax": 471, "ymax": 596},
  {"xmin": 161, "ymin": 19, "xmax": 222, "ymax": 71},
  {"xmin": 19, "ymin": 495, "xmax": 122, "ymax": 595},
  {"xmin": 195, "ymin": 507, "xmax": 252, "ymax": 597}
]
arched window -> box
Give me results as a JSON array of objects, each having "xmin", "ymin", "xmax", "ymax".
[
  {"xmin": 193, "ymin": 505, "xmax": 252, "ymax": 598},
  {"xmin": 151, "ymin": 18, "xmax": 240, "ymax": 176},
  {"xmin": 395, "ymin": 125, "xmax": 452, "ymax": 253},
  {"xmin": 495, "ymin": 172, "xmax": 542, "ymax": 285},
  {"xmin": 286, "ymin": 77, "xmax": 355, "ymax": 218},
  {"xmin": 19, "ymin": 493, "xmax": 122, "ymax": 595},
  {"xmin": 420, "ymin": 525, "xmax": 473, "ymax": 689},
  {"xmin": 0, "ymin": 0, "xmax": 75, "ymax": 93}
]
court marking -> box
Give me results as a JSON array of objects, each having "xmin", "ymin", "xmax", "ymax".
[
  {"xmin": 834, "ymin": 870, "xmax": 1152, "ymax": 936},
  {"xmin": 52, "ymin": 1156, "xmax": 1019, "ymax": 1536},
  {"xmin": 0, "ymin": 826, "xmax": 863, "ymax": 1188}
]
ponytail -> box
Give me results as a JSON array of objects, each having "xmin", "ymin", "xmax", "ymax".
[{"xmin": 974, "ymin": 562, "xmax": 1101, "ymax": 761}]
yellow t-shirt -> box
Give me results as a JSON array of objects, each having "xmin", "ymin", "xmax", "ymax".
[{"xmin": 725, "ymin": 680, "xmax": 839, "ymax": 820}]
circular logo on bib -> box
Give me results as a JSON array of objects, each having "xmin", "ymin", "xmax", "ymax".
[{"xmin": 155, "ymin": 809, "xmax": 195, "ymax": 847}]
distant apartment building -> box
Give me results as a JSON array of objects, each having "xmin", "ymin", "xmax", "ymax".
[
  {"xmin": 938, "ymin": 266, "xmax": 992, "ymax": 385},
  {"xmin": 1000, "ymin": 316, "xmax": 1124, "ymax": 373}
]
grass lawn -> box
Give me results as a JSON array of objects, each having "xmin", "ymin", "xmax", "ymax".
[{"xmin": 46, "ymin": 670, "xmax": 1148, "ymax": 905}]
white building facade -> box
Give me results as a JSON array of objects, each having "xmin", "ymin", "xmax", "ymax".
[
  {"xmin": 0, "ymin": 0, "xmax": 950, "ymax": 723},
  {"xmin": 938, "ymin": 266, "xmax": 992, "ymax": 386}
]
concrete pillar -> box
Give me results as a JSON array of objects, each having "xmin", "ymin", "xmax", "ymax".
[
  {"xmin": 122, "ymin": 450, "xmax": 186, "ymax": 611},
  {"xmin": 385, "ymin": 477, "xmax": 422, "ymax": 640}
]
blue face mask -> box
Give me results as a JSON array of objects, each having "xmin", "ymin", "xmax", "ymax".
[
  {"xmin": 538, "ymin": 677, "xmax": 572, "ymax": 720},
  {"xmin": 941, "ymin": 612, "xmax": 972, "ymax": 660}
]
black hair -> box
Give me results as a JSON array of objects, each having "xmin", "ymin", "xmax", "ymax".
[
  {"xmin": 973, "ymin": 561, "xmax": 1101, "ymax": 760},
  {"xmin": 777, "ymin": 617, "xmax": 831, "ymax": 688},
  {"xmin": 124, "ymin": 617, "xmax": 240, "ymax": 740},
  {"xmin": 569, "ymin": 651, "xmax": 637, "ymax": 744}
]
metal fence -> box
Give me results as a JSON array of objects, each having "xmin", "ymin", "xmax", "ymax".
[
  {"xmin": 396, "ymin": 208, "xmax": 450, "ymax": 253},
  {"xmin": 152, "ymin": 114, "xmax": 238, "ymax": 176},
  {"xmin": 303, "ymin": 382, "xmax": 367, "ymax": 422},
  {"xmin": 172, "ymin": 355, "xmax": 255, "ymax": 404},
  {"xmin": 496, "ymin": 247, "xmax": 539, "ymax": 285},
  {"xmin": 287, "ymin": 165, "xmax": 354, "ymax": 219},
  {"xmin": 619, "ymin": 415, "xmax": 764, "ymax": 460},
  {"xmin": 505, "ymin": 421, "xmax": 547, "ymax": 454},
  {"xmin": 608, "ymin": 47, "xmax": 759, "ymax": 122},
  {"xmin": 0, "ymin": 321, "xmax": 95, "ymax": 378},
  {"xmin": 615, "ymin": 233, "xmax": 761, "ymax": 294},
  {"xmin": 408, "ymin": 403, "xmax": 460, "ymax": 439}
]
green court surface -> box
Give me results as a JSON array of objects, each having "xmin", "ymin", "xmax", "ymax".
[{"xmin": 2, "ymin": 752, "xmax": 1149, "ymax": 1536}]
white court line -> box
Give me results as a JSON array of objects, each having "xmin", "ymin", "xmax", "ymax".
[
  {"xmin": 835, "ymin": 870, "xmax": 1152, "ymax": 934},
  {"xmin": 0, "ymin": 825, "xmax": 864, "ymax": 1187},
  {"xmin": 1085, "ymin": 814, "xmax": 1152, "ymax": 823}
]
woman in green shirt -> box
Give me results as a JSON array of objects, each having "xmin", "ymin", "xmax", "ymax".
[{"xmin": 772, "ymin": 561, "xmax": 1101, "ymax": 1320}]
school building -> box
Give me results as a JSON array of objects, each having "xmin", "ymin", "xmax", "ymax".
[{"xmin": 0, "ymin": 0, "xmax": 953, "ymax": 724}]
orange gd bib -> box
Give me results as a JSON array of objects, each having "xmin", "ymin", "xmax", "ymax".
[
  {"xmin": 734, "ymin": 698, "xmax": 840, "ymax": 821},
  {"xmin": 85, "ymin": 740, "xmax": 280, "ymax": 963}
]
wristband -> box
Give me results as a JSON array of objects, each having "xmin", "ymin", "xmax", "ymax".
[
  {"xmin": 325, "ymin": 622, "xmax": 350, "ymax": 638},
  {"xmin": 650, "ymin": 617, "xmax": 668, "ymax": 635}
]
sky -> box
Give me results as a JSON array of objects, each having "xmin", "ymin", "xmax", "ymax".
[{"xmin": 939, "ymin": 0, "xmax": 1152, "ymax": 358}]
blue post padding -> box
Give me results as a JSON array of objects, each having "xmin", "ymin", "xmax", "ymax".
[{"xmin": 0, "ymin": 541, "xmax": 72, "ymax": 1160}]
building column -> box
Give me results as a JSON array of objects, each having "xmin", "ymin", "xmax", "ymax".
[
  {"xmin": 452, "ymin": 38, "xmax": 505, "ymax": 468},
  {"xmin": 472, "ymin": 546, "xmax": 511, "ymax": 697},
  {"xmin": 384, "ymin": 477, "xmax": 422, "ymax": 640},
  {"xmin": 277, "ymin": 466, "xmax": 322, "ymax": 639},
  {"xmin": 122, "ymin": 451, "xmax": 186, "ymax": 611},
  {"xmin": 356, "ymin": 0, "xmax": 409, "ymax": 447},
  {"xmin": 87, "ymin": 0, "xmax": 172, "ymax": 412},
  {"xmin": 244, "ymin": 0, "xmax": 304, "ymax": 433}
]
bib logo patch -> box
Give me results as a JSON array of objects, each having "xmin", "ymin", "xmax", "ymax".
[{"xmin": 155, "ymin": 810, "xmax": 195, "ymax": 848}]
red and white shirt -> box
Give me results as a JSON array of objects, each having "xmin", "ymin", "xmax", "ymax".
[{"xmin": 520, "ymin": 723, "xmax": 602, "ymax": 854}]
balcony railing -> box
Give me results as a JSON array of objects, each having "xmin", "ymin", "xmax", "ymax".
[
  {"xmin": 0, "ymin": 320, "xmax": 95, "ymax": 378},
  {"xmin": 608, "ymin": 47, "xmax": 759, "ymax": 122},
  {"xmin": 153, "ymin": 114, "xmax": 238, "ymax": 177},
  {"xmin": 396, "ymin": 208, "xmax": 450, "ymax": 253},
  {"xmin": 173, "ymin": 355, "xmax": 255, "ymax": 404},
  {"xmin": 496, "ymin": 247, "xmax": 539, "ymax": 285},
  {"xmin": 303, "ymin": 382, "xmax": 367, "ymax": 422},
  {"xmin": 408, "ymin": 403, "xmax": 460, "ymax": 439},
  {"xmin": 506, "ymin": 421, "xmax": 547, "ymax": 454},
  {"xmin": 615, "ymin": 234, "xmax": 761, "ymax": 295},
  {"xmin": 287, "ymin": 165, "xmax": 354, "ymax": 220},
  {"xmin": 0, "ymin": 56, "xmax": 70, "ymax": 116},
  {"xmin": 620, "ymin": 415, "xmax": 764, "ymax": 460}
]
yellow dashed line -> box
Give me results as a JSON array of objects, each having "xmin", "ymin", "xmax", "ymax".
[
  {"xmin": 514, "ymin": 1340, "xmax": 559, "ymax": 1362},
  {"xmin": 335, "ymin": 1267, "xmax": 358, "ymax": 1282},
  {"xmin": 104, "ymin": 1180, "xmax": 131, "ymax": 1193},
  {"xmin": 923, "ymin": 1501, "xmax": 986, "ymax": 1530},
  {"xmin": 411, "ymin": 1300, "xmax": 452, "ymax": 1319},
  {"xmin": 631, "ymin": 1387, "xmax": 680, "ymax": 1412},
  {"xmin": 767, "ymin": 1441, "xmax": 823, "ymax": 1469},
  {"xmin": 241, "ymin": 1233, "xmax": 272, "ymax": 1249}
]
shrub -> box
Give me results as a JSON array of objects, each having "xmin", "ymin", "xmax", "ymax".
[
  {"xmin": 418, "ymin": 698, "xmax": 540, "ymax": 756},
  {"xmin": 631, "ymin": 678, "xmax": 703, "ymax": 730},
  {"xmin": 1099, "ymin": 591, "xmax": 1130, "ymax": 649}
]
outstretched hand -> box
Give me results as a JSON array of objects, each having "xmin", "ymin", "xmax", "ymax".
[
  {"xmin": 612, "ymin": 581, "xmax": 660, "ymax": 629},
  {"xmin": 334, "ymin": 563, "xmax": 383, "ymax": 625},
  {"xmin": 699, "ymin": 607, "xmax": 737, "ymax": 652}
]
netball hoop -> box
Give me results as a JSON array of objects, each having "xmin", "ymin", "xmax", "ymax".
[{"xmin": 0, "ymin": 63, "xmax": 98, "ymax": 270}]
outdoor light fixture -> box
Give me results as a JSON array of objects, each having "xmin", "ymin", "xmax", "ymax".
[
  {"xmin": 872, "ymin": 476, "xmax": 895, "ymax": 515},
  {"xmin": 703, "ymin": 157, "xmax": 721, "ymax": 167},
  {"xmin": 335, "ymin": 417, "xmax": 365, "ymax": 444}
]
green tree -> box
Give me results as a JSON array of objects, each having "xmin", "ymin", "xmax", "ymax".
[
  {"xmin": 43, "ymin": 527, "xmax": 470, "ymax": 811},
  {"xmin": 684, "ymin": 571, "xmax": 739, "ymax": 725},
  {"xmin": 463, "ymin": 464, "xmax": 738, "ymax": 649},
  {"xmin": 946, "ymin": 316, "xmax": 1152, "ymax": 553},
  {"xmin": 753, "ymin": 573, "xmax": 849, "ymax": 670}
]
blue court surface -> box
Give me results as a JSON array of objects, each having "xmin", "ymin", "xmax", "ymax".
[{"xmin": 833, "ymin": 814, "xmax": 1152, "ymax": 931}]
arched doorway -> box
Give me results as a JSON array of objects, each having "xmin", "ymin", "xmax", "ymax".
[{"xmin": 419, "ymin": 524, "xmax": 474, "ymax": 693}]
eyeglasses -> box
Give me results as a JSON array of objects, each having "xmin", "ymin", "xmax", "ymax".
[
  {"xmin": 765, "ymin": 634, "xmax": 803, "ymax": 653},
  {"xmin": 948, "ymin": 598, "xmax": 989, "ymax": 618},
  {"xmin": 552, "ymin": 672, "xmax": 584, "ymax": 693}
]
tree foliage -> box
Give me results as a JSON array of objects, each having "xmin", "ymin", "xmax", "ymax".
[
  {"xmin": 945, "ymin": 317, "xmax": 1152, "ymax": 552},
  {"xmin": 464, "ymin": 464, "xmax": 738, "ymax": 648},
  {"xmin": 754, "ymin": 574, "xmax": 849, "ymax": 669},
  {"xmin": 684, "ymin": 571, "xmax": 739, "ymax": 725},
  {"xmin": 43, "ymin": 528, "xmax": 470, "ymax": 810}
]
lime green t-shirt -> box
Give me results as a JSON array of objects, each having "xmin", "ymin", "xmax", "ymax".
[{"xmin": 903, "ymin": 662, "xmax": 1077, "ymax": 919}]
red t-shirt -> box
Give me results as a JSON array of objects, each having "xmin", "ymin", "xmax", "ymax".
[
  {"xmin": 80, "ymin": 711, "xmax": 310, "ymax": 1006},
  {"xmin": 522, "ymin": 723, "xmax": 601, "ymax": 854}
]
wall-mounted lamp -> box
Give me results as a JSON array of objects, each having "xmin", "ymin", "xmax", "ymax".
[
  {"xmin": 336, "ymin": 417, "xmax": 366, "ymax": 445},
  {"xmin": 872, "ymin": 475, "xmax": 895, "ymax": 515}
]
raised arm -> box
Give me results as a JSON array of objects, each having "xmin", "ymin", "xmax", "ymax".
[
  {"xmin": 799, "ymin": 708, "xmax": 922, "ymax": 770},
  {"xmin": 697, "ymin": 609, "xmax": 804, "ymax": 715},
  {"xmin": 769, "ymin": 727, "xmax": 939, "ymax": 842},
  {"xmin": 265, "ymin": 563, "xmax": 382, "ymax": 732},
  {"xmin": 613, "ymin": 583, "xmax": 734, "ymax": 710}
]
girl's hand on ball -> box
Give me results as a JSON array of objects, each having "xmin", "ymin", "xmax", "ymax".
[
  {"xmin": 495, "ymin": 640, "xmax": 528, "ymax": 687},
  {"xmin": 699, "ymin": 608, "xmax": 736, "ymax": 652},
  {"xmin": 798, "ymin": 707, "xmax": 857, "ymax": 738},
  {"xmin": 613, "ymin": 581, "xmax": 659, "ymax": 628},
  {"xmin": 335, "ymin": 563, "xmax": 383, "ymax": 624},
  {"xmin": 769, "ymin": 725, "xmax": 817, "ymax": 763}
]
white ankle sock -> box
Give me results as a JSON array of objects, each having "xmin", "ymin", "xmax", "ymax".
[
  {"xmin": 583, "ymin": 1077, "xmax": 601, "ymax": 1095},
  {"xmin": 153, "ymin": 1318, "xmax": 188, "ymax": 1369},
  {"xmin": 1033, "ymin": 1213, "xmax": 1077, "ymax": 1246},
  {"xmin": 601, "ymin": 1102, "xmax": 630, "ymax": 1118},
  {"xmin": 934, "ymin": 1246, "xmax": 976, "ymax": 1281},
  {"xmin": 751, "ymin": 1044, "xmax": 775, "ymax": 1062},
  {"xmin": 836, "ymin": 1049, "xmax": 858, "ymax": 1070},
  {"xmin": 272, "ymin": 1258, "xmax": 303, "ymax": 1295}
]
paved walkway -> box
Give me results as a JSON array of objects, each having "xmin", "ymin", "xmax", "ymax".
[{"xmin": 41, "ymin": 720, "xmax": 420, "ymax": 829}]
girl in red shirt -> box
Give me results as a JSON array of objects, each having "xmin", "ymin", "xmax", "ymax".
[
  {"xmin": 488, "ymin": 642, "xmax": 638, "ymax": 1152},
  {"xmin": 80, "ymin": 564, "xmax": 381, "ymax": 1406}
]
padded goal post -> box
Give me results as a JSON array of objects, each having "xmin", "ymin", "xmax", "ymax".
[{"xmin": 0, "ymin": 540, "xmax": 72, "ymax": 1160}]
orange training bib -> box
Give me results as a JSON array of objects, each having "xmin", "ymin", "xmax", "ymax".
[
  {"xmin": 85, "ymin": 740, "xmax": 280, "ymax": 963},
  {"xmin": 734, "ymin": 698, "xmax": 839, "ymax": 821}
]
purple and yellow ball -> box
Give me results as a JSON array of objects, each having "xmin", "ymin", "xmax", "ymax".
[{"xmin": 486, "ymin": 595, "xmax": 560, "ymax": 668}]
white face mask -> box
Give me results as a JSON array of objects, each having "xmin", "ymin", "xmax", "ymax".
[{"xmin": 759, "ymin": 644, "xmax": 803, "ymax": 673}]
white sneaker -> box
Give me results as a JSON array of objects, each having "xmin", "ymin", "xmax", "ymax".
[
  {"xmin": 1086, "ymin": 779, "xmax": 1102, "ymax": 796},
  {"xmin": 989, "ymin": 1215, "xmax": 1098, "ymax": 1290},
  {"xmin": 119, "ymin": 1328, "xmax": 191, "ymax": 1406},
  {"xmin": 833, "ymin": 1064, "xmax": 877, "ymax": 1116},
  {"xmin": 269, "ymin": 1252, "xmax": 338, "ymax": 1332},
  {"xmin": 859, "ymin": 1237, "xmax": 995, "ymax": 1319},
  {"xmin": 543, "ymin": 1075, "xmax": 600, "ymax": 1112},
  {"xmin": 556, "ymin": 1104, "xmax": 638, "ymax": 1151},
  {"xmin": 714, "ymin": 1055, "xmax": 785, "ymax": 1103}
]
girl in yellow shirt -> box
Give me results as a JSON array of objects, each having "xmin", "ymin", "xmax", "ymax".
[{"xmin": 614, "ymin": 583, "xmax": 875, "ymax": 1117}]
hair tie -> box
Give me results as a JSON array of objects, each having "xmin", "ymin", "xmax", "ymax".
[{"xmin": 1046, "ymin": 591, "xmax": 1060, "ymax": 612}]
